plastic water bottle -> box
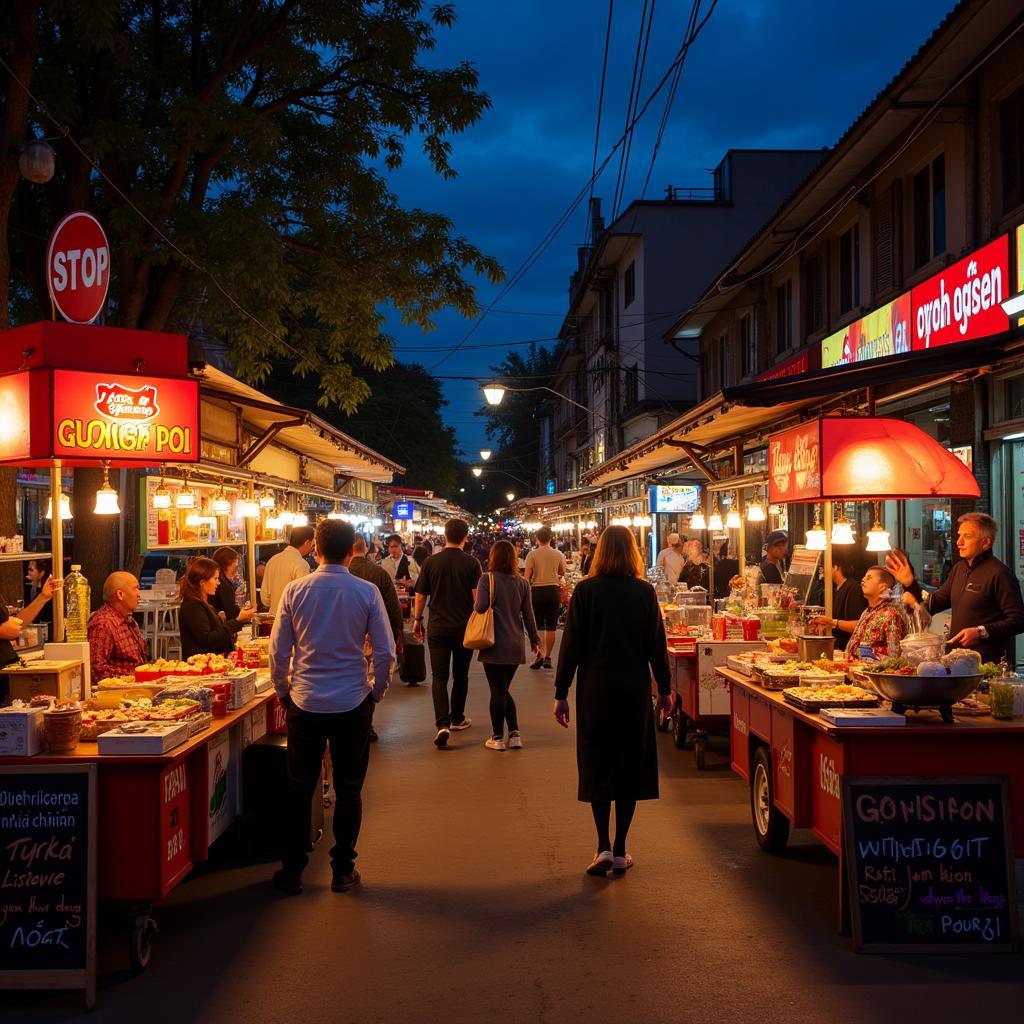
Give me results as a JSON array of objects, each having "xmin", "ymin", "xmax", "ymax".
[{"xmin": 64, "ymin": 565, "xmax": 91, "ymax": 642}]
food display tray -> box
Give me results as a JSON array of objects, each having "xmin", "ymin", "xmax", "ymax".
[{"xmin": 783, "ymin": 689, "xmax": 882, "ymax": 712}]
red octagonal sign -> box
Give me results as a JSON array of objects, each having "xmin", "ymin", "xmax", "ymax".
[{"xmin": 46, "ymin": 210, "xmax": 111, "ymax": 324}]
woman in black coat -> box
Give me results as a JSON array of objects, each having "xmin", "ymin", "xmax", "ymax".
[
  {"xmin": 209, "ymin": 546, "xmax": 255, "ymax": 628},
  {"xmin": 554, "ymin": 525, "xmax": 672, "ymax": 878},
  {"xmin": 179, "ymin": 556, "xmax": 243, "ymax": 660}
]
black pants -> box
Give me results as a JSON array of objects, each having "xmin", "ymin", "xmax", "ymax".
[
  {"xmin": 428, "ymin": 632, "xmax": 473, "ymax": 728},
  {"xmin": 283, "ymin": 695, "xmax": 374, "ymax": 876},
  {"xmin": 483, "ymin": 662, "xmax": 519, "ymax": 737}
]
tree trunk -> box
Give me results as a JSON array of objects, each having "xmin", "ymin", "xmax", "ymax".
[{"xmin": 70, "ymin": 468, "xmax": 116, "ymax": 611}]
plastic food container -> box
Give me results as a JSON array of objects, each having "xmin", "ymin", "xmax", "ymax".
[{"xmin": 900, "ymin": 632, "xmax": 945, "ymax": 666}]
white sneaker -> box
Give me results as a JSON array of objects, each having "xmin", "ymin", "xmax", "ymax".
[
  {"xmin": 586, "ymin": 850, "xmax": 614, "ymax": 876},
  {"xmin": 507, "ymin": 731, "xmax": 523, "ymax": 749},
  {"xmin": 433, "ymin": 728, "xmax": 450, "ymax": 748},
  {"xmin": 449, "ymin": 717, "xmax": 472, "ymax": 731},
  {"xmin": 485, "ymin": 737, "xmax": 506, "ymax": 751}
]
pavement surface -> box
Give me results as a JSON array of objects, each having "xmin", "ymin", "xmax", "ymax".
[{"xmin": 10, "ymin": 636, "xmax": 1024, "ymax": 1022}]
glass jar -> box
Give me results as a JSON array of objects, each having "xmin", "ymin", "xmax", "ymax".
[{"xmin": 989, "ymin": 681, "xmax": 1016, "ymax": 720}]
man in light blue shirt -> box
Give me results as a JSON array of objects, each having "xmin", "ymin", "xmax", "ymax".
[{"xmin": 270, "ymin": 519, "xmax": 395, "ymax": 895}]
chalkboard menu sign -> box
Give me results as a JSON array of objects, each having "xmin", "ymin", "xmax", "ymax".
[
  {"xmin": 0, "ymin": 764, "xmax": 96, "ymax": 1008},
  {"xmin": 843, "ymin": 776, "xmax": 1019, "ymax": 953}
]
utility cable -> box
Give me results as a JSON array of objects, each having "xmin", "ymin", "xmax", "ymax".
[{"xmin": 586, "ymin": 0, "xmax": 616, "ymax": 245}]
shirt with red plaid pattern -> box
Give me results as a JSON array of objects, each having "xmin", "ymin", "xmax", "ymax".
[{"xmin": 87, "ymin": 602, "xmax": 148, "ymax": 681}]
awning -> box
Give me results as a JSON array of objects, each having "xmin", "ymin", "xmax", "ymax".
[
  {"xmin": 583, "ymin": 394, "xmax": 818, "ymax": 486},
  {"xmin": 767, "ymin": 417, "xmax": 981, "ymax": 503},
  {"xmin": 513, "ymin": 487, "xmax": 602, "ymax": 512},
  {"xmin": 723, "ymin": 335, "xmax": 1008, "ymax": 407},
  {"xmin": 198, "ymin": 366, "xmax": 403, "ymax": 482}
]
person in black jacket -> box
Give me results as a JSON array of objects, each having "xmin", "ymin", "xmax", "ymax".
[
  {"xmin": 179, "ymin": 556, "xmax": 244, "ymax": 659},
  {"xmin": 554, "ymin": 525, "xmax": 672, "ymax": 878},
  {"xmin": 829, "ymin": 561, "xmax": 867, "ymax": 649},
  {"xmin": 210, "ymin": 547, "xmax": 255, "ymax": 630}
]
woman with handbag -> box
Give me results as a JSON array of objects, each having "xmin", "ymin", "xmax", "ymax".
[
  {"xmin": 553, "ymin": 525, "xmax": 672, "ymax": 877},
  {"xmin": 469, "ymin": 540, "xmax": 542, "ymax": 751}
]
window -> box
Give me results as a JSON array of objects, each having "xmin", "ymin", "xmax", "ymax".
[
  {"xmin": 803, "ymin": 253, "xmax": 826, "ymax": 333},
  {"xmin": 774, "ymin": 280, "xmax": 793, "ymax": 356},
  {"xmin": 624, "ymin": 364, "xmax": 639, "ymax": 410},
  {"xmin": 700, "ymin": 339, "xmax": 722, "ymax": 398},
  {"xmin": 718, "ymin": 332, "xmax": 731, "ymax": 389},
  {"xmin": 623, "ymin": 261, "xmax": 636, "ymax": 309},
  {"xmin": 1000, "ymin": 84, "xmax": 1024, "ymax": 214},
  {"xmin": 872, "ymin": 181, "xmax": 902, "ymax": 297},
  {"xmin": 913, "ymin": 154, "xmax": 946, "ymax": 268},
  {"xmin": 739, "ymin": 315, "xmax": 755, "ymax": 378},
  {"xmin": 839, "ymin": 223, "xmax": 861, "ymax": 313}
]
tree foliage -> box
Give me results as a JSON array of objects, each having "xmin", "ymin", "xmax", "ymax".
[
  {"xmin": 267, "ymin": 361, "xmax": 460, "ymax": 497},
  {"xmin": 1, "ymin": 0, "xmax": 503, "ymax": 410},
  {"xmin": 475, "ymin": 342, "xmax": 560, "ymax": 490}
]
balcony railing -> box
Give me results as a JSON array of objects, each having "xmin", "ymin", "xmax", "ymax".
[{"xmin": 664, "ymin": 186, "xmax": 722, "ymax": 202}]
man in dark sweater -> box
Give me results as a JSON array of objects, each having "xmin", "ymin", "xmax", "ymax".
[
  {"xmin": 349, "ymin": 536, "xmax": 406, "ymax": 740},
  {"xmin": 887, "ymin": 513, "xmax": 1024, "ymax": 664}
]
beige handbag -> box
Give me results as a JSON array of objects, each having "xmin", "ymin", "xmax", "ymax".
[{"xmin": 463, "ymin": 572, "xmax": 496, "ymax": 650}]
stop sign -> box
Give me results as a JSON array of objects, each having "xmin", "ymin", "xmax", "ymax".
[{"xmin": 46, "ymin": 211, "xmax": 110, "ymax": 324}]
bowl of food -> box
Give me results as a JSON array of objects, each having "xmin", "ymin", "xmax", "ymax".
[{"xmin": 862, "ymin": 649, "xmax": 983, "ymax": 723}]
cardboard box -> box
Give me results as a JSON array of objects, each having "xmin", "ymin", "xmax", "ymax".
[
  {"xmin": 5, "ymin": 659, "xmax": 84, "ymax": 703},
  {"xmin": 0, "ymin": 706, "xmax": 45, "ymax": 756},
  {"xmin": 98, "ymin": 721, "xmax": 189, "ymax": 755},
  {"xmin": 44, "ymin": 642, "xmax": 91, "ymax": 697}
]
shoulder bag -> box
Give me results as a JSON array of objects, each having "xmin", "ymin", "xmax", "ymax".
[{"xmin": 464, "ymin": 572, "xmax": 496, "ymax": 650}]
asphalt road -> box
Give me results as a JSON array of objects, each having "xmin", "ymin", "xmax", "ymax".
[{"xmin": 11, "ymin": 637, "xmax": 1024, "ymax": 1022}]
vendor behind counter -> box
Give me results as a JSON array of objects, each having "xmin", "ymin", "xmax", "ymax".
[
  {"xmin": 0, "ymin": 575, "xmax": 61, "ymax": 700},
  {"xmin": 87, "ymin": 572, "xmax": 148, "ymax": 683}
]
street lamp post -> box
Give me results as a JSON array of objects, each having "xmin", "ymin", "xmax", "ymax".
[{"xmin": 481, "ymin": 381, "xmax": 608, "ymax": 423}]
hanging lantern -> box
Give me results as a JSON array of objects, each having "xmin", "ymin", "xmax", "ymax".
[
  {"xmin": 690, "ymin": 510, "xmax": 707, "ymax": 531},
  {"xmin": 259, "ymin": 490, "xmax": 276, "ymax": 509},
  {"xmin": 93, "ymin": 461, "xmax": 120, "ymax": 515},
  {"xmin": 865, "ymin": 501, "xmax": 892, "ymax": 553},
  {"xmin": 152, "ymin": 478, "xmax": 171, "ymax": 509},
  {"xmin": 805, "ymin": 504, "xmax": 826, "ymax": 551},
  {"xmin": 725, "ymin": 504, "xmax": 742, "ymax": 530},
  {"xmin": 292, "ymin": 512, "xmax": 309, "ymax": 527},
  {"xmin": 746, "ymin": 488, "xmax": 766, "ymax": 523},
  {"xmin": 831, "ymin": 504, "xmax": 856, "ymax": 545},
  {"xmin": 707, "ymin": 498, "xmax": 724, "ymax": 532},
  {"xmin": 175, "ymin": 473, "xmax": 196, "ymax": 509},
  {"xmin": 46, "ymin": 493, "xmax": 73, "ymax": 520},
  {"xmin": 238, "ymin": 499, "xmax": 260, "ymax": 519},
  {"xmin": 212, "ymin": 481, "xmax": 231, "ymax": 514},
  {"xmin": 19, "ymin": 139, "xmax": 55, "ymax": 184}
]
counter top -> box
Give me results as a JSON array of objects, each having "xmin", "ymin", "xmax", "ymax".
[{"xmin": 717, "ymin": 666, "xmax": 1024, "ymax": 737}]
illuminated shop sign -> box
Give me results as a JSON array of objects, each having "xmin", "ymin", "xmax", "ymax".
[
  {"xmin": 648, "ymin": 485, "xmax": 701, "ymax": 514},
  {"xmin": 52, "ymin": 369, "xmax": 199, "ymax": 461},
  {"xmin": 393, "ymin": 501, "xmax": 413, "ymax": 519},
  {"xmin": 821, "ymin": 293, "xmax": 911, "ymax": 369}
]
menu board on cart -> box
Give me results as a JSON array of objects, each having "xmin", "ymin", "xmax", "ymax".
[
  {"xmin": 0, "ymin": 764, "xmax": 96, "ymax": 1008},
  {"xmin": 843, "ymin": 776, "xmax": 1019, "ymax": 953}
]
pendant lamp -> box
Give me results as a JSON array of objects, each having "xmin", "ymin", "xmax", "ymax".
[
  {"xmin": 831, "ymin": 504, "xmax": 856, "ymax": 545},
  {"xmin": 707, "ymin": 497, "xmax": 724, "ymax": 532},
  {"xmin": 690, "ymin": 510, "xmax": 707, "ymax": 531},
  {"xmin": 746, "ymin": 488, "xmax": 766, "ymax": 523},
  {"xmin": 212, "ymin": 480, "xmax": 231, "ymax": 515},
  {"xmin": 175, "ymin": 472, "xmax": 195, "ymax": 509},
  {"xmin": 152, "ymin": 477, "xmax": 171, "ymax": 509},
  {"xmin": 805, "ymin": 504, "xmax": 826, "ymax": 551},
  {"xmin": 94, "ymin": 461, "xmax": 120, "ymax": 515},
  {"xmin": 865, "ymin": 502, "xmax": 892, "ymax": 552},
  {"xmin": 725, "ymin": 493, "xmax": 742, "ymax": 530},
  {"xmin": 46, "ymin": 493, "xmax": 73, "ymax": 520}
]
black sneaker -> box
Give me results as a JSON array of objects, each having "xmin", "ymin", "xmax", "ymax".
[
  {"xmin": 434, "ymin": 727, "xmax": 450, "ymax": 748},
  {"xmin": 543, "ymin": 657, "xmax": 552, "ymax": 669},
  {"xmin": 272, "ymin": 869, "xmax": 303, "ymax": 895},
  {"xmin": 529, "ymin": 656, "xmax": 544, "ymax": 670},
  {"xmin": 331, "ymin": 867, "xmax": 361, "ymax": 893}
]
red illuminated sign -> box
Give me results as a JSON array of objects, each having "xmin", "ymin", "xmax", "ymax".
[
  {"xmin": 0, "ymin": 373, "xmax": 32, "ymax": 461},
  {"xmin": 768, "ymin": 421, "xmax": 821, "ymax": 503},
  {"xmin": 52, "ymin": 370, "xmax": 199, "ymax": 462},
  {"xmin": 911, "ymin": 235, "xmax": 1009, "ymax": 350},
  {"xmin": 46, "ymin": 212, "xmax": 111, "ymax": 324},
  {"xmin": 756, "ymin": 349, "xmax": 809, "ymax": 382}
]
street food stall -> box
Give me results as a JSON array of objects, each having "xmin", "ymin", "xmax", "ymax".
[{"xmin": 715, "ymin": 416, "xmax": 1024, "ymax": 947}]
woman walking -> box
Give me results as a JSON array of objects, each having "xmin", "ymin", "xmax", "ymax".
[
  {"xmin": 475, "ymin": 540, "xmax": 543, "ymax": 751},
  {"xmin": 553, "ymin": 525, "xmax": 672, "ymax": 877}
]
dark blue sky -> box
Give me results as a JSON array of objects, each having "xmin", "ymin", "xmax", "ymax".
[{"xmin": 383, "ymin": 0, "xmax": 957, "ymax": 461}]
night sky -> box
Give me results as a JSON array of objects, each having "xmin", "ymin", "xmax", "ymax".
[{"xmin": 383, "ymin": 0, "xmax": 957, "ymax": 459}]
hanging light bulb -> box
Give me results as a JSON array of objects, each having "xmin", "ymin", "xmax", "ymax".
[
  {"xmin": 746, "ymin": 488, "xmax": 766, "ymax": 522},
  {"xmin": 152, "ymin": 477, "xmax": 171, "ymax": 509},
  {"xmin": 292, "ymin": 511, "xmax": 309, "ymax": 527},
  {"xmin": 707, "ymin": 497, "xmax": 724, "ymax": 532},
  {"xmin": 804, "ymin": 504, "xmax": 826, "ymax": 550},
  {"xmin": 690, "ymin": 509, "xmax": 707, "ymax": 531},
  {"xmin": 175, "ymin": 472, "xmax": 195, "ymax": 509},
  {"xmin": 865, "ymin": 501, "xmax": 892, "ymax": 552},
  {"xmin": 94, "ymin": 460, "xmax": 120, "ymax": 515},
  {"xmin": 46, "ymin": 492, "xmax": 73, "ymax": 520},
  {"xmin": 259, "ymin": 490, "xmax": 276, "ymax": 509},
  {"xmin": 212, "ymin": 480, "xmax": 231, "ymax": 514},
  {"xmin": 725, "ymin": 493, "xmax": 742, "ymax": 530},
  {"xmin": 238, "ymin": 498, "xmax": 260, "ymax": 519},
  {"xmin": 831, "ymin": 504, "xmax": 856, "ymax": 545}
]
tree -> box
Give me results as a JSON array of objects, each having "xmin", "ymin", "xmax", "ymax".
[
  {"xmin": 0, "ymin": 1, "xmax": 501, "ymax": 594},
  {"xmin": 267, "ymin": 362, "xmax": 460, "ymax": 497},
  {"xmin": 3, "ymin": 0, "xmax": 502, "ymax": 403},
  {"xmin": 475, "ymin": 342, "xmax": 560, "ymax": 491}
]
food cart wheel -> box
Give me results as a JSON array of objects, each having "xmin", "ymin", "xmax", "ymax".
[
  {"xmin": 750, "ymin": 746, "xmax": 789, "ymax": 853},
  {"xmin": 672, "ymin": 704, "xmax": 693, "ymax": 750},
  {"xmin": 693, "ymin": 733, "xmax": 708, "ymax": 771},
  {"xmin": 129, "ymin": 914, "xmax": 158, "ymax": 972}
]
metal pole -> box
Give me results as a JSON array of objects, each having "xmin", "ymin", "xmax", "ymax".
[
  {"xmin": 50, "ymin": 459, "xmax": 64, "ymax": 642},
  {"xmin": 245, "ymin": 481, "xmax": 258, "ymax": 641},
  {"xmin": 823, "ymin": 502, "xmax": 834, "ymax": 621}
]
